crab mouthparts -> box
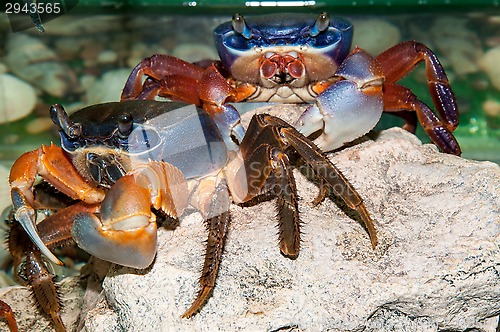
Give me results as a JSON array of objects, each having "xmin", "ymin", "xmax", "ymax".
[
  {"xmin": 86, "ymin": 153, "xmax": 127, "ymax": 187},
  {"xmin": 260, "ymin": 52, "xmax": 305, "ymax": 83}
]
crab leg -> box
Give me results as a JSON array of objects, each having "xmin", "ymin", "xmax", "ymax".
[
  {"xmin": 376, "ymin": 41, "xmax": 461, "ymax": 155},
  {"xmin": 121, "ymin": 54, "xmax": 205, "ymax": 104},
  {"xmin": 7, "ymin": 202, "xmax": 99, "ymax": 332},
  {"xmin": 272, "ymin": 150, "xmax": 301, "ymax": 258},
  {"xmin": 7, "ymin": 211, "xmax": 29, "ymax": 286},
  {"xmin": 242, "ymin": 114, "xmax": 377, "ymax": 249},
  {"xmin": 37, "ymin": 202, "xmax": 100, "ymax": 249},
  {"xmin": 183, "ymin": 178, "xmax": 232, "ymax": 318},
  {"xmin": 227, "ymin": 139, "xmax": 303, "ymax": 256},
  {"xmin": 229, "ymin": 114, "xmax": 376, "ymax": 259},
  {"xmin": 382, "ymin": 83, "xmax": 461, "ymax": 155},
  {"xmin": 9, "ymin": 222, "xmax": 60, "ymax": 331},
  {"xmin": 182, "ymin": 210, "xmax": 230, "ymax": 318},
  {"xmin": 9, "ymin": 144, "xmax": 105, "ymax": 265},
  {"xmin": 121, "ymin": 59, "xmax": 248, "ymax": 150},
  {"xmin": 72, "ymin": 161, "xmax": 188, "ymax": 269},
  {"xmin": 235, "ymin": 143, "xmax": 302, "ymax": 258},
  {"xmin": 377, "ymin": 41, "xmax": 459, "ymax": 130},
  {"xmin": 281, "ymin": 121, "xmax": 377, "ymax": 249},
  {"xmin": 0, "ymin": 300, "xmax": 18, "ymax": 332},
  {"xmin": 25, "ymin": 248, "xmax": 65, "ymax": 332},
  {"xmin": 0, "ymin": 300, "xmax": 17, "ymax": 332}
]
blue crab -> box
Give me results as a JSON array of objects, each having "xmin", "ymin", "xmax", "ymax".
[{"xmin": 4, "ymin": 12, "xmax": 461, "ymax": 332}]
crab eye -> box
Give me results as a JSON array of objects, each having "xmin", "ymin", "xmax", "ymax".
[
  {"xmin": 232, "ymin": 13, "xmax": 252, "ymax": 39},
  {"xmin": 118, "ymin": 113, "xmax": 133, "ymax": 138},
  {"xmin": 67, "ymin": 123, "xmax": 82, "ymax": 138},
  {"xmin": 310, "ymin": 12, "xmax": 330, "ymax": 37}
]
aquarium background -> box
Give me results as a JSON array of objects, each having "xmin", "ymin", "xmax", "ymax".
[
  {"xmin": 0, "ymin": 0, "xmax": 498, "ymax": 329},
  {"xmin": 0, "ymin": 2, "xmax": 498, "ymax": 204}
]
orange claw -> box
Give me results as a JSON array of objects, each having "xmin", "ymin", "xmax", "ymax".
[
  {"xmin": 0, "ymin": 300, "xmax": 18, "ymax": 332},
  {"xmin": 9, "ymin": 144, "xmax": 105, "ymax": 266},
  {"xmin": 72, "ymin": 161, "xmax": 189, "ymax": 269},
  {"xmin": 9, "ymin": 144, "xmax": 105, "ymax": 206}
]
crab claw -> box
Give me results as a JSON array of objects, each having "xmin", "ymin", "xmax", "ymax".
[
  {"xmin": 72, "ymin": 162, "xmax": 188, "ymax": 269},
  {"xmin": 11, "ymin": 188, "xmax": 63, "ymax": 266},
  {"xmin": 9, "ymin": 144, "xmax": 106, "ymax": 266},
  {"xmin": 295, "ymin": 48, "xmax": 384, "ymax": 151},
  {"xmin": 72, "ymin": 212, "xmax": 158, "ymax": 269}
]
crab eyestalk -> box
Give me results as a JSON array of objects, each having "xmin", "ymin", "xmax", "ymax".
[
  {"xmin": 118, "ymin": 113, "xmax": 134, "ymax": 137},
  {"xmin": 232, "ymin": 13, "xmax": 252, "ymax": 39},
  {"xmin": 50, "ymin": 104, "xmax": 82, "ymax": 138},
  {"xmin": 309, "ymin": 12, "xmax": 330, "ymax": 37}
]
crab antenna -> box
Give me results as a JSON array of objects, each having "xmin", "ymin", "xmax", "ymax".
[
  {"xmin": 310, "ymin": 12, "xmax": 330, "ymax": 37},
  {"xmin": 50, "ymin": 104, "xmax": 82, "ymax": 138},
  {"xmin": 232, "ymin": 13, "xmax": 252, "ymax": 39}
]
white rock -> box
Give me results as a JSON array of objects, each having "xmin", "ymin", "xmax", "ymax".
[
  {"xmin": 443, "ymin": 43, "xmax": 481, "ymax": 76},
  {"xmin": 5, "ymin": 34, "xmax": 78, "ymax": 97},
  {"xmin": 171, "ymin": 43, "xmax": 218, "ymax": 63},
  {"xmin": 79, "ymin": 119, "xmax": 499, "ymax": 331},
  {"xmin": 479, "ymin": 46, "xmax": 500, "ymax": 91},
  {"xmin": 54, "ymin": 37, "xmax": 82, "ymax": 60},
  {"xmin": 126, "ymin": 42, "xmax": 149, "ymax": 68},
  {"xmin": 0, "ymin": 74, "xmax": 37, "ymax": 123},
  {"xmin": 85, "ymin": 69, "xmax": 133, "ymax": 104},
  {"xmin": 97, "ymin": 50, "xmax": 118, "ymax": 64},
  {"xmin": 352, "ymin": 19, "xmax": 401, "ymax": 55},
  {"xmin": 428, "ymin": 17, "xmax": 483, "ymax": 77},
  {"xmin": 25, "ymin": 117, "xmax": 54, "ymax": 134},
  {"xmin": 483, "ymin": 99, "xmax": 500, "ymax": 117}
]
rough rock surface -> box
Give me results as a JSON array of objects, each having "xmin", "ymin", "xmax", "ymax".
[
  {"xmin": 0, "ymin": 107, "xmax": 498, "ymax": 332},
  {"xmin": 78, "ymin": 117, "xmax": 499, "ymax": 331},
  {"xmin": 0, "ymin": 276, "xmax": 84, "ymax": 332}
]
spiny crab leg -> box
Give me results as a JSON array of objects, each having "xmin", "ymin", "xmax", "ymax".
[
  {"xmin": 25, "ymin": 248, "xmax": 65, "ymax": 332},
  {"xmin": 0, "ymin": 300, "xmax": 17, "ymax": 332},
  {"xmin": 7, "ymin": 202, "xmax": 99, "ymax": 332},
  {"xmin": 376, "ymin": 41, "xmax": 461, "ymax": 155},
  {"xmin": 182, "ymin": 185, "xmax": 231, "ymax": 318},
  {"xmin": 72, "ymin": 161, "xmax": 189, "ymax": 269},
  {"xmin": 286, "ymin": 122, "xmax": 377, "ymax": 248},
  {"xmin": 9, "ymin": 144, "xmax": 105, "ymax": 266},
  {"xmin": 238, "ymin": 114, "xmax": 378, "ymax": 250}
]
